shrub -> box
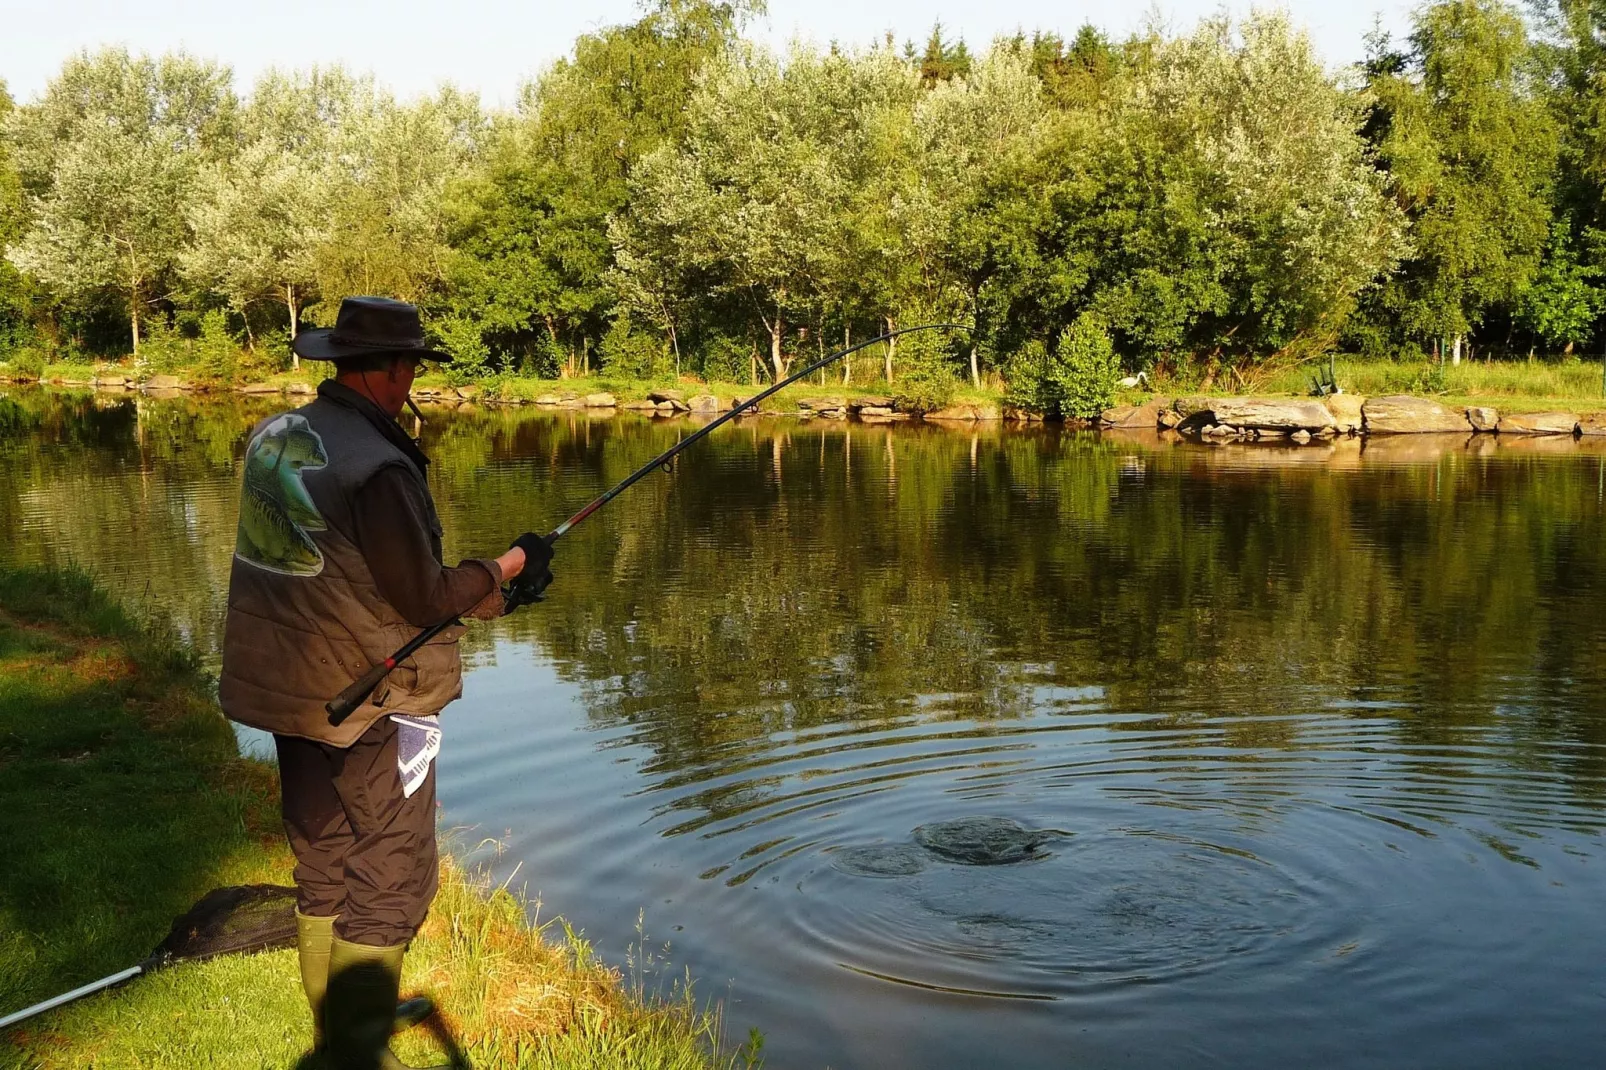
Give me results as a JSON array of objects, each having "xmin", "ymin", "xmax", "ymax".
[
  {"xmin": 1047, "ymin": 314, "xmax": 1121, "ymax": 419},
  {"xmin": 434, "ymin": 315, "xmax": 491, "ymax": 386},
  {"xmin": 1002, "ymin": 339, "xmax": 1051, "ymax": 413},
  {"xmin": 890, "ymin": 328, "xmax": 957, "ymax": 414},
  {"xmin": 600, "ymin": 316, "xmax": 671, "ymax": 379},
  {"xmin": 698, "ymin": 332, "xmax": 752, "ymax": 383},
  {"xmin": 5, "ymin": 346, "xmax": 46, "ymax": 380},
  {"xmin": 193, "ymin": 310, "xmax": 239, "ymax": 381}
]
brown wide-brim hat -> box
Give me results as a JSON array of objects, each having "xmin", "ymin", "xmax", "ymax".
[{"xmin": 291, "ymin": 296, "xmax": 452, "ymax": 363}]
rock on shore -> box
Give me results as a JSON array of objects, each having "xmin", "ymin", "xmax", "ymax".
[
  {"xmin": 1496, "ymin": 411, "xmax": 1579, "ymax": 435},
  {"xmin": 1206, "ymin": 398, "xmax": 1336, "ymax": 432},
  {"xmin": 1362, "ymin": 395, "xmax": 1469, "ymax": 434},
  {"xmin": 1578, "ymin": 412, "xmax": 1606, "ymax": 436}
]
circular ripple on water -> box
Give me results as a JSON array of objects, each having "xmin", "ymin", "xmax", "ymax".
[
  {"xmin": 830, "ymin": 843, "xmax": 930, "ymax": 878},
  {"xmin": 791, "ymin": 819, "xmax": 1357, "ymax": 999}
]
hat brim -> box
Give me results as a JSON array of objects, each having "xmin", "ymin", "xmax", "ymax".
[{"xmin": 291, "ymin": 328, "xmax": 452, "ymax": 363}]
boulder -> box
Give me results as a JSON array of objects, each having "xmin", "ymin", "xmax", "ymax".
[
  {"xmin": 1158, "ymin": 409, "xmax": 1182, "ymax": 430},
  {"xmin": 799, "ymin": 396, "xmax": 848, "ymax": 412},
  {"xmin": 1324, "ymin": 394, "xmax": 1365, "ymax": 434},
  {"xmin": 647, "ymin": 389, "xmax": 685, "ymax": 404},
  {"xmin": 1362, "ymin": 395, "xmax": 1469, "ymax": 434},
  {"xmin": 859, "ymin": 405, "xmax": 894, "ymax": 417},
  {"xmin": 924, "ymin": 403, "xmax": 985, "ymax": 421},
  {"xmin": 1172, "ymin": 396, "xmax": 1215, "ymax": 418},
  {"xmin": 534, "ymin": 394, "xmax": 563, "ymax": 406},
  {"xmin": 1496, "ymin": 411, "xmax": 1578, "ymax": 436},
  {"xmin": 848, "ymin": 395, "xmax": 894, "ymax": 410},
  {"xmin": 1205, "ymin": 397, "xmax": 1336, "ymax": 432},
  {"xmin": 94, "ymin": 375, "xmax": 127, "ymax": 386},
  {"xmin": 622, "ymin": 399, "xmax": 658, "ymax": 411},
  {"xmin": 145, "ymin": 374, "xmax": 183, "ymax": 390},
  {"xmin": 455, "ymin": 385, "xmax": 480, "ymax": 400},
  {"xmin": 287, "ymin": 381, "xmax": 314, "ymax": 396},
  {"xmin": 655, "ymin": 400, "xmax": 682, "ymax": 412},
  {"xmin": 583, "ymin": 392, "xmax": 617, "ymax": 408},
  {"xmin": 689, "ymin": 394, "xmax": 723, "ymax": 413},
  {"xmin": 238, "ymin": 382, "xmax": 281, "ymax": 394},
  {"xmin": 1290, "ymin": 429, "xmax": 1312, "ymax": 445},
  {"xmin": 1465, "ymin": 406, "xmax": 1499, "ymax": 432},
  {"xmin": 1577, "ymin": 412, "xmax": 1606, "ymax": 436},
  {"xmin": 1003, "ymin": 406, "xmax": 1043, "ymax": 422},
  {"xmin": 1099, "ymin": 400, "xmax": 1166, "ymax": 429}
]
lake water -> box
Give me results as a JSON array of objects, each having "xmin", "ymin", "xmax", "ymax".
[{"xmin": 5, "ymin": 387, "xmax": 1606, "ymax": 1068}]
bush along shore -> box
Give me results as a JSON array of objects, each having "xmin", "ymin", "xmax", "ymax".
[{"xmin": 0, "ymin": 566, "xmax": 759, "ymax": 1070}]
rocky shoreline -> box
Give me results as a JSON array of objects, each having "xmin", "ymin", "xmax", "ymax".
[
  {"xmin": 1099, "ymin": 394, "xmax": 1606, "ymax": 440},
  {"xmin": 12, "ymin": 376, "xmax": 1606, "ymax": 441}
]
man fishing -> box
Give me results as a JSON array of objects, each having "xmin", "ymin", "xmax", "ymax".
[{"xmin": 219, "ymin": 296, "xmax": 554, "ymax": 1068}]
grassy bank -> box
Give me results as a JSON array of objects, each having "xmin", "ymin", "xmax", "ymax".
[{"xmin": 0, "ymin": 567, "xmax": 756, "ymax": 1070}]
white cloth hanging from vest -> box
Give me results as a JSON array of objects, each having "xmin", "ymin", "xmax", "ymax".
[{"xmin": 391, "ymin": 714, "xmax": 441, "ymax": 798}]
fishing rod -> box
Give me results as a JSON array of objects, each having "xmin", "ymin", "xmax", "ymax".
[{"xmin": 327, "ymin": 322, "xmax": 971, "ymax": 725}]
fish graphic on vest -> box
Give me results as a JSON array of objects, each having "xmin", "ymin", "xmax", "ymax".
[{"xmin": 235, "ymin": 413, "xmax": 329, "ymax": 576}]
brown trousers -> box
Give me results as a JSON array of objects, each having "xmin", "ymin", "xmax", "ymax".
[{"xmin": 274, "ymin": 716, "xmax": 438, "ymax": 946}]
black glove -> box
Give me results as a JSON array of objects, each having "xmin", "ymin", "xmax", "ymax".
[{"xmin": 503, "ymin": 532, "xmax": 555, "ymax": 611}]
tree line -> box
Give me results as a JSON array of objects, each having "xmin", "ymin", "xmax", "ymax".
[{"xmin": 1, "ymin": 0, "xmax": 1603, "ymax": 398}]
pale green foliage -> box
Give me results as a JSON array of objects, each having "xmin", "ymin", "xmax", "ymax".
[
  {"xmin": 5, "ymin": 49, "xmax": 234, "ymax": 351},
  {"xmin": 1087, "ymin": 13, "xmax": 1406, "ymax": 353},
  {"xmin": 183, "ymin": 139, "xmax": 330, "ymax": 322},
  {"xmin": 621, "ymin": 44, "xmax": 921, "ymax": 379}
]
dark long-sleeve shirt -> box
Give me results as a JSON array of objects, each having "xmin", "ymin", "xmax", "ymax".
[{"xmin": 351, "ymin": 465, "xmax": 502, "ymax": 627}]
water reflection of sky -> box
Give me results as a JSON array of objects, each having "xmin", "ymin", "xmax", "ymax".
[{"xmin": 5, "ymin": 388, "xmax": 1606, "ymax": 1068}]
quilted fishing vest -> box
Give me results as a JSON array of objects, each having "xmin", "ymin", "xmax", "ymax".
[{"xmin": 219, "ymin": 384, "xmax": 467, "ymax": 746}]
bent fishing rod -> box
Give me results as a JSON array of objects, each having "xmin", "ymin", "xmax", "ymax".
[{"xmin": 327, "ymin": 322, "xmax": 970, "ymax": 725}]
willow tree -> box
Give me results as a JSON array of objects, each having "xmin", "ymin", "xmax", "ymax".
[
  {"xmin": 989, "ymin": 14, "xmax": 1404, "ymax": 371},
  {"xmin": 6, "ymin": 50, "xmax": 234, "ymax": 354},
  {"xmin": 911, "ymin": 49, "xmax": 1050, "ymax": 385},
  {"xmin": 620, "ymin": 45, "xmax": 920, "ymax": 382},
  {"xmin": 183, "ymin": 67, "xmax": 371, "ymax": 352},
  {"xmin": 311, "ymin": 87, "xmax": 484, "ymax": 314}
]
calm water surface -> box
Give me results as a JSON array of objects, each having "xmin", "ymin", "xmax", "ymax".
[{"xmin": 5, "ymin": 388, "xmax": 1606, "ymax": 1068}]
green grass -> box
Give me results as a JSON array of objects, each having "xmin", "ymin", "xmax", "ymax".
[
  {"xmin": 0, "ymin": 567, "xmax": 758, "ymax": 1070},
  {"xmin": 1247, "ymin": 356, "xmax": 1606, "ymax": 413}
]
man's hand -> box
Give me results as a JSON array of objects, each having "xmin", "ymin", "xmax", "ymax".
[{"xmin": 502, "ymin": 532, "xmax": 555, "ymax": 611}]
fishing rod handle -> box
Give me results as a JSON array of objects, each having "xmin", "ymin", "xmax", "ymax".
[
  {"xmin": 325, "ymin": 660, "xmax": 396, "ymax": 726},
  {"xmin": 325, "ymin": 618, "xmax": 453, "ymax": 726}
]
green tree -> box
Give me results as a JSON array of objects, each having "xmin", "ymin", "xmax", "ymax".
[
  {"xmin": 1518, "ymin": 220, "xmax": 1601, "ymax": 350},
  {"xmin": 1360, "ymin": 0, "xmax": 1558, "ymax": 355},
  {"xmin": 312, "ymin": 87, "xmax": 483, "ymax": 314},
  {"xmin": 0, "ymin": 80, "xmax": 33, "ymax": 354},
  {"xmin": 446, "ymin": 1, "xmax": 751, "ymax": 377},
  {"xmin": 622, "ymin": 45, "xmax": 919, "ymax": 382},
  {"xmin": 7, "ymin": 50, "xmax": 235, "ymax": 354}
]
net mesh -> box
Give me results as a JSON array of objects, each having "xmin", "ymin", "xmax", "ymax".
[{"xmin": 146, "ymin": 884, "xmax": 299, "ymax": 967}]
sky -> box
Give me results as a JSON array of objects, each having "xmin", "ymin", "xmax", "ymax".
[{"xmin": 0, "ymin": 0, "xmax": 1414, "ymax": 107}]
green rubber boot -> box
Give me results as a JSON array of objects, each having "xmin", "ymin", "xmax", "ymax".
[
  {"xmin": 297, "ymin": 913, "xmax": 435, "ymax": 1053},
  {"xmin": 324, "ymin": 937, "xmax": 448, "ymax": 1070},
  {"xmin": 296, "ymin": 910, "xmax": 338, "ymax": 1050}
]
